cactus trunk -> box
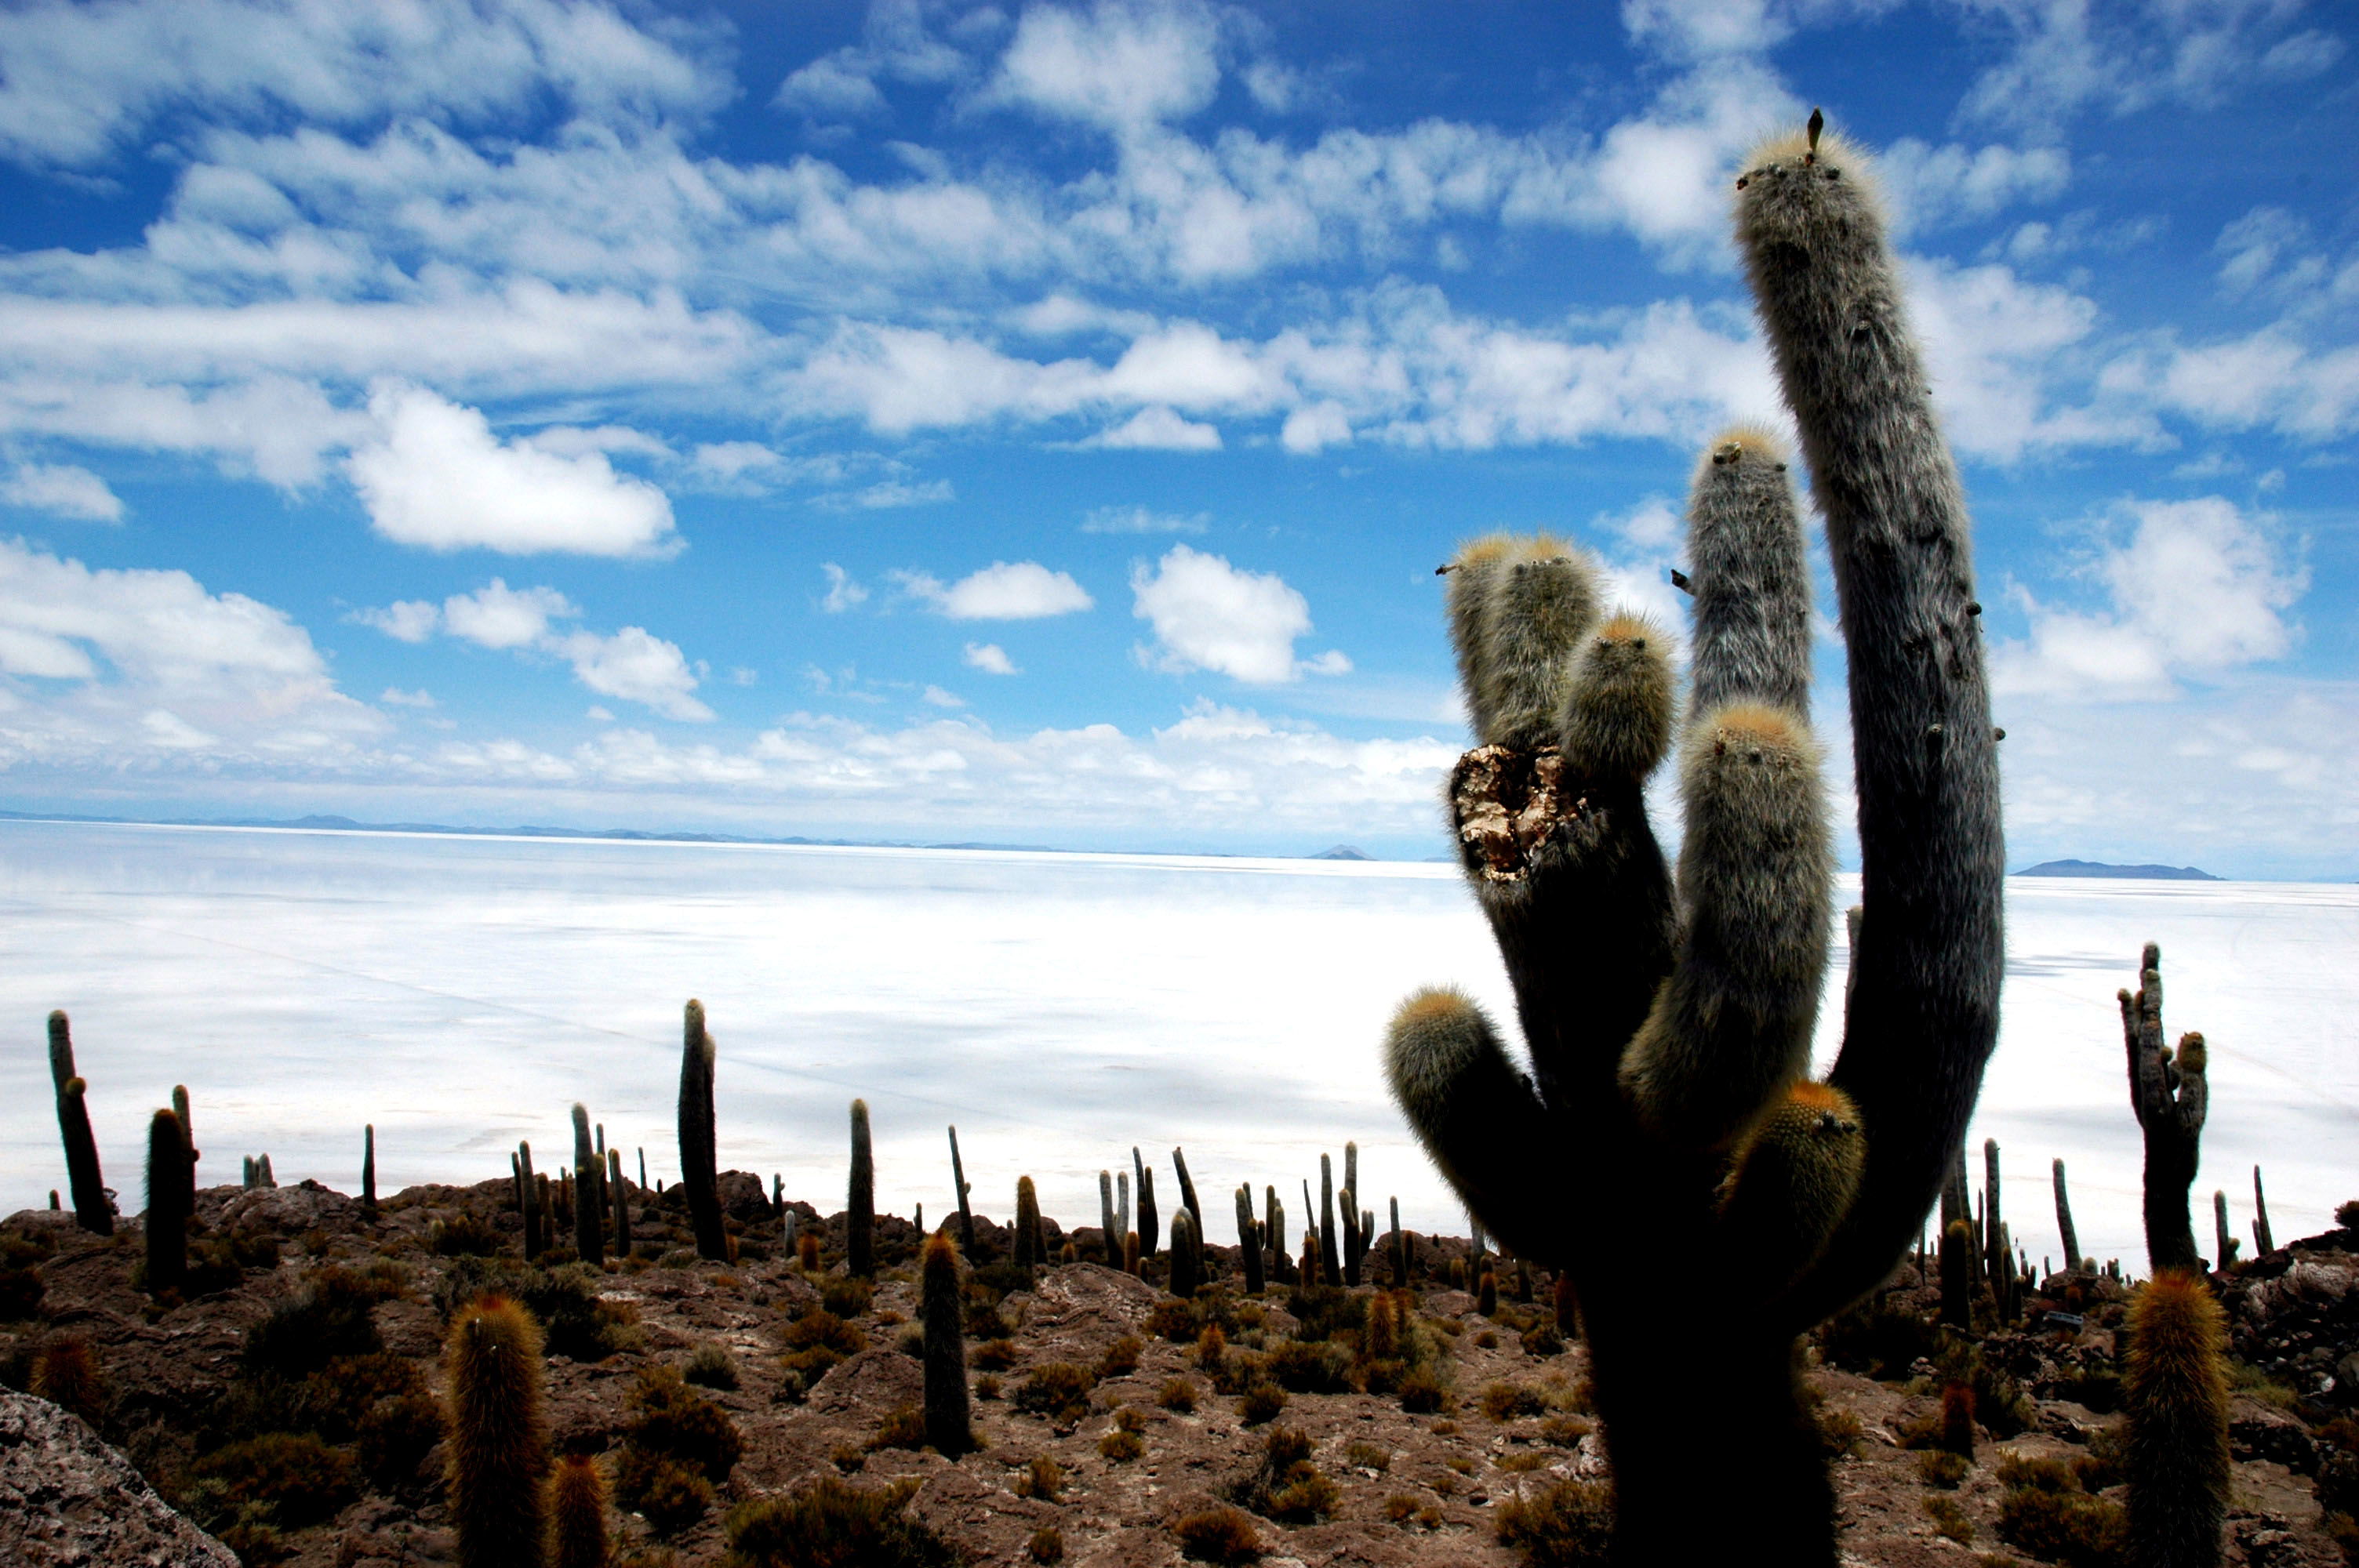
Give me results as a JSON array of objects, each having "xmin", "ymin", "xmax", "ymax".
[
  {"xmin": 610, "ymin": 1148, "xmax": 631, "ymax": 1258},
  {"xmin": 549, "ymin": 1453, "xmax": 608, "ymax": 1568},
  {"xmin": 1169, "ymin": 1208, "xmax": 1201, "ymax": 1299},
  {"xmin": 1171, "ymin": 1146, "xmax": 1201, "ymax": 1232},
  {"xmin": 362, "ymin": 1124, "xmax": 377, "ymax": 1214},
  {"xmin": 1014, "ymin": 1176, "xmax": 1041, "ymax": 1269},
  {"xmin": 950, "ymin": 1126, "xmax": 976, "ymax": 1258},
  {"xmin": 143, "ymin": 1108, "xmax": 190, "ymax": 1294},
  {"xmin": 1099, "ymin": 1171, "xmax": 1120, "ymax": 1266},
  {"xmin": 921, "ymin": 1233, "xmax": 972, "ymax": 1455},
  {"xmin": 2252, "ymin": 1167, "xmax": 2274, "ymax": 1256},
  {"xmin": 1135, "ymin": 1156, "xmax": 1159, "ymax": 1259},
  {"xmin": 48, "ymin": 1013, "xmax": 111, "ymax": 1236},
  {"xmin": 445, "ymin": 1296, "xmax": 551, "ymax": 1568},
  {"xmin": 679, "ymin": 1000, "xmax": 726, "ymax": 1261},
  {"xmin": 572, "ymin": 1103, "xmax": 604, "ymax": 1268},
  {"xmin": 1234, "ymin": 1185, "xmax": 1264, "ymax": 1294},
  {"xmin": 848, "ymin": 1098, "xmax": 875, "ymax": 1278},
  {"xmin": 518, "ymin": 1142, "xmax": 541, "ymax": 1260},
  {"xmin": 1390, "ymin": 1197, "xmax": 1408, "ymax": 1287},
  {"xmin": 2054, "ymin": 1158, "xmax": 2081, "ymax": 1273},
  {"xmin": 2125, "ymin": 1270, "xmax": 2230, "ymax": 1568}
]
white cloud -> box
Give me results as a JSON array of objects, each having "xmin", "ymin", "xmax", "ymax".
[
  {"xmin": 923, "ymin": 684, "xmax": 966, "ymax": 707},
  {"xmin": 0, "ymin": 462, "xmax": 124, "ymax": 522},
  {"xmin": 380, "ymin": 686, "xmax": 435, "ymax": 707},
  {"xmin": 352, "ymin": 599, "xmax": 440, "ymax": 643},
  {"xmin": 964, "ymin": 641, "xmax": 1020, "ymax": 675},
  {"xmin": 551, "ymin": 626, "xmax": 712, "ymax": 722},
  {"xmin": 1877, "ymin": 139, "xmax": 2070, "ymax": 234},
  {"xmin": 820, "ymin": 564, "xmax": 870, "ymax": 613},
  {"xmin": 440, "ymin": 579, "xmax": 577, "ymax": 650},
  {"xmin": 0, "ymin": 535, "xmax": 378, "ymax": 760},
  {"xmin": 901, "ymin": 561, "xmax": 1096, "ymax": 619},
  {"xmin": 773, "ymin": 0, "xmax": 969, "ymax": 118},
  {"xmin": 1993, "ymin": 495, "xmax": 2306, "ymax": 702},
  {"xmin": 815, "ymin": 477, "xmax": 955, "ymax": 510},
  {"xmin": 1280, "ymin": 402, "xmax": 1351, "ymax": 454},
  {"xmin": 1081, "ymin": 504, "xmax": 1209, "ymax": 534},
  {"xmin": 347, "ymin": 383, "xmax": 679, "ymax": 557},
  {"xmin": 1085, "ymin": 406, "xmax": 1223, "ymax": 449},
  {"xmin": 1131, "ymin": 543, "xmax": 1347, "ymax": 684},
  {"xmin": 986, "ymin": 0, "xmax": 1221, "ymax": 135}
]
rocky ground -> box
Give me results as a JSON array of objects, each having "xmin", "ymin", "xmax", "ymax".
[{"xmin": 1, "ymin": 1172, "xmax": 2354, "ymax": 1567}]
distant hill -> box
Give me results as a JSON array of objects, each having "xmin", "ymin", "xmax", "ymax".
[
  {"xmin": 1311, "ymin": 844, "xmax": 1373, "ymax": 861},
  {"xmin": 2013, "ymin": 859, "xmax": 2221, "ymax": 881}
]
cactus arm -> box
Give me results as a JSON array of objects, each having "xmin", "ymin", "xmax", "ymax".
[
  {"xmin": 1733, "ymin": 128, "xmax": 2006, "ymax": 1324},
  {"xmin": 1685, "ymin": 431, "xmax": 1816, "ymax": 719},
  {"xmin": 1383, "ymin": 987, "xmax": 1555, "ymax": 1259}
]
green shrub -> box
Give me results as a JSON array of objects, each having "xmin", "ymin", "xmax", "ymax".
[
  {"xmin": 1994, "ymin": 1487, "xmax": 2126, "ymax": 1566},
  {"xmin": 1495, "ymin": 1476, "xmax": 1613, "ymax": 1566},
  {"xmin": 823, "ymin": 1279, "xmax": 873, "ymax": 1319},
  {"xmin": 724, "ymin": 1477, "xmax": 962, "ymax": 1568},
  {"xmin": 243, "ymin": 1267, "xmax": 394, "ymax": 1377},
  {"xmin": 357, "ymin": 1390, "xmax": 443, "ymax": 1487},
  {"xmin": 428, "ymin": 1212, "xmax": 503, "ymax": 1257},
  {"xmin": 433, "ymin": 1258, "xmax": 636, "ymax": 1362},
  {"xmin": 624, "ymin": 1365, "xmax": 743, "ymax": 1481}
]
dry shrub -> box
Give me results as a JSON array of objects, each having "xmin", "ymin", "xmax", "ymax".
[
  {"xmin": 1227, "ymin": 1425, "xmax": 1337, "ymax": 1523},
  {"xmin": 1916, "ymin": 1450, "xmax": 1971, "ymax": 1489},
  {"xmin": 1479, "ymin": 1381, "xmax": 1547, "ymax": 1422},
  {"xmin": 1098, "ymin": 1334, "xmax": 1143, "ymax": 1378},
  {"xmin": 1027, "ymin": 1524, "xmax": 1064, "ymax": 1563},
  {"xmin": 1924, "ymin": 1494, "xmax": 1976, "ymax": 1546},
  {"xmin": 1157, "ymin": 1376, "xmax": 1198, "ymax": 1413},
  {"xmin": 1237, "ymin": 1381, "xmax": 1286, "ymax": 1426},
  {"xmin": 1012, "ymin": 1363, "xmax": 1095, "ymax": 1424},
  {"xmin": 871, "ymin": 1404, "xmax": 926, "ymax": 1451},
  {"xmin": 1173, "ymin": 1505, "xmax": 1263, "ymax": 1564},
  {"xmin": 1013, "ymin": 1455, "xmax": 1063, "ymax": 1501},
  {"xmin": 722, "ymin": 1476, "xmax": 961, "ymax": 1568},
  {"xmin": 780, "ymin": 1308, "xmax": 865, "ymax": 1381},
  {"xmin": 970, "ymin": 1338, "xmax": 1020, "ymax": 1371},
  {"xmin": 1494, "ymin": 1476, "xmax": 1613, "ymax": 1566},
  {"xmin": 1398, "ymin": 1366, "xmax": 1449, "ymax": 1414}
]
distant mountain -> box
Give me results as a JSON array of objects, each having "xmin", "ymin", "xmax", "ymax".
[
  {"xmin": 1311, "ymin": 844, "xmax": 1373, "ymax": 860},
  {"xmin": 2013, "ymin": 859, "xmax": 2222, "ymax": 881}
]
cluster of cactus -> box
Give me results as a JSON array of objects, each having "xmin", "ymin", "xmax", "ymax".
[
  {"xmin": 240, "ymin": 1153, "xmax": 276, "ymax": 1189},
  {"xmin": 48, "ymin": 1013, "xmax": 111, "ymax": 1234},
  {"xmin": 1383, "ymin": 116, "xmax": 2004, "ymax": 1562}
]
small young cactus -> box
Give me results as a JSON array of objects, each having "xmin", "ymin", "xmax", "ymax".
[
  {"xmin": 1169, "ymin": 1209, "xmax": 1201, "ymax": 1300},
  {"xmin": 922, "ymin": 1232, "xmax": 972, "ymax": 1456},
  {"xmin": 2125, "ymin": 1269, "xmax": 2230, "ymax": 1568},
  {"xmin": 849, "ymin": 1099, "xmax": 875, "ymax": 1279},
  {"xmin": 548, "ymin": 1453, "xmax": 608, "ymax": 1568},
  {"xmin": 1939, "ymin": 1220, "xmax": 1973, "ymax": 1329},
  {"xmin": 1014, "ymin": 1176, "xmax": 1042, "ymax": 1269},
  {"xmin": 679, "ymin": 1000, "xmax": 725, "ymax": 1261},
  {"xmin": 143, "ymin": 1108, "xmax": 191, "ymax": 1295},
  {"xmin": 47, "ymin": 1012, "xmax": 111, "ymax": 1236},
  {"xmin": 445, "ymin": 1295, "xmax": 551, "ymax": 1568}
]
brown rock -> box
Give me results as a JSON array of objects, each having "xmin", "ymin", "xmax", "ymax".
[{"xmin": 0, "ymin": 1388, "xmax": 237, "ymax": 1566}]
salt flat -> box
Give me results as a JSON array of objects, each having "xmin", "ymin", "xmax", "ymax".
[{"xmin": 1, "ymin": 818, "xmax": 2351, "ymax": 1273}]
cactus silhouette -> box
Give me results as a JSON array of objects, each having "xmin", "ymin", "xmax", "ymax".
[
  {"xmin": 2125, "ymin": 1269, "xmax": 2230, "ymax": 1568},
  {"xmin": 2251, "ymin": 1166, "xmax": 2274, "ymax": 1256},
  {"xmin": 1014, "ymin": 1176, "xmax": 1042, "ymax": 1269},
  {"xmin": 362, "ymin": 1124, "xmax": 377, "ymax": 1215},
  {"xmin": 1100, "ymin": 1170, "xmax": 1120, "ymax": 1266},
  {"xmin": 2053, "ymin": 1157, "xmax": 2081, "ymax": 1273},
  {"xmin": 518, "ymin": 1142, "xmax": 542, "ymax": 1260},
  {"xmin": 1168, "ymin": 1208, "xmax": 1201, "ymax": 1299},
  {"xmin": 143, "ymin": 1108, "xmax": 191, "ymax": 1295},
  {"xmin": 2123, "ymin": 945, "xmax": 2209, "ymax": 1273},
  {"xmin": 571, "ymin": 1104, "xmax": 604, "ymax": 1269},
  {"xmin": 445, "ymin": 1295, "xmax": 551, "ymax": 1568},
  {"xmin": 848, "ymin": 1099, "xmax": 875, "ymax": 1278},
  {"xmin": 949, "ymin": 1126, "xmax": 976, "ymax": 1258},
  {"xmin": 609, "ymin": 1147, "xmax": 631, "ymax": 1258},
  {"xmin": 1234, "ymin": 1185, "xmax": 1263, "ymax": 1294},
  {"xmin": 47, "ymin": 1012, "xmax": 111, "ymax": 1236},
  {"xmin": 921, "ymin": 1233, "xmax": 972, "ymax": 1456},
  {"xmin": 1134, "ymin": 1152, "xmax": 1159, "ymax": 1259},
  {"xmin": 679, "ymin": 1000, "xmax": 725, "ymax": 1261},
  {"xmin": 1383, "ymin": 118, "xmax": 2004, "ymax": 1563}
]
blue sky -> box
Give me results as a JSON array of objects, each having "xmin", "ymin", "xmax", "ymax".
[{"xmin": 0, "ymin": 0, "xmax": 2350, "ymax": 873}]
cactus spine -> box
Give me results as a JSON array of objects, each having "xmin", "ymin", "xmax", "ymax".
[
  {"xmin": 2251, "ymin": 1166, "xmax": 2274, "ymax": 1256},
  {"xmin": 1169, "ymin": 1208, "xmax": 1201, "ymax": 1299},
  {"xmin": 679, "ymin": 999, "xmax": 725, "ymax": 1261},
  {"xmin": 571, "ymin": 1103, "xmax": 604, "ymax": 1268},
  {"xmin": 1099, "ymin": 1171, "xmax": 1120, "ymax": 1266},
  {"xmin": 549, "ymin": 1452, "xmax": 608, "ymax": 1568},
  {"xmin": 47, "ymin": 1012, "xmax": 111, "ymax": 1235},
  {"xmin": 921, "ymin": 1232, "xmax": 972, "ymax": 1455},
  {"xmin": 362, "ymin": 1124, "xmax": 377, "ymax": 1215},
  {"xmin": 1387, "ymin": 114, "xmax": 2005, "ymax": 1565},
  {"xmin": 144, "ymin": 1108, "xmax": 190, "ymax": 1295},
  {"xmin": 1014, "ymin": 1176, "xmax": 1041, "ymax": 1269},
  {"xmin": 1234, "ymin": 1185, "xmax": 1264, "ymax": 1294},
  {"xmin": 2123, "ymin": 945, "xmax": 2208, "ymax": 1273},
  {"xmin": 848, "ymin": 1098, "xmax": 875, "ymax": 1278},
  {"xmin": 1132, "ymin": 1148, "xmax": 1158, "ymax": 1258},
  {"xmin": 445, "ymin": 1295, "xmax": 551, "ymax": 1568},
  {"xmin": 2125, "ymin": 1269, "xmax": 2230, "ymax": 1568},
  {"xmin": 948, "ymin": 1126, "xmax": 976, "ymax": 1258},
  {"xmin": 2054, "ymin": 1158, "xmax": 2081, "ymax": 1273}
]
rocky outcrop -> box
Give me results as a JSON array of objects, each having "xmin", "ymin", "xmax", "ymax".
[{"xmin": 0, "ymin": 1388, "xmax": 237, "ymax": 1566}]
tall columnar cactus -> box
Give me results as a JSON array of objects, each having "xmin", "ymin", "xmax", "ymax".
[
  {"xmin": 518, "ymin": 1142, "xmax": 542, "ymax": 1260},
  {"xmin": 445, "ymin": 1294, "xmax": 551, "ymax": 1568},
  {"xmin": 2211, "ymin": 1192, "xmax": 2237, "ymax": 1271},
  {"xmin": 2251, "ymin": 1167, "xmax": 2274, "ymax": 1256},
  {"xmin": 1234, "ymin": 1185, "xmax": 1265, "ymax": 1294},
  {"xmin": 172, "ymin": 1085, "xmax": 198, "ymax": 1211},
  {"xmin": 1133, "ymin": 1148, "xmax": 1158, "ymax": 1258},
  {"xmin": 848, "ymin": 1098, "xmax": 875, "ymax": 1279},
  {"xmin": 572, "ymin": 1103, "xmax": 604, "ymax": 1268},
  {"xmin": 1171, "ymin": 1146, "xmax": 1202, "ymax": 1231},
  {"xmin": 679, "ymin": 1000, "xmax": 726, "ymax": 1261},
  {"xmin": 1169, "ymin": 1208, "xmax": 1201, "ymax": 1299},
  {"xmin": 1100, "ymin": 1171, "xmax": 1121, "ymax": 1265},
  {"xmin": 2123, "ymin": 945, "xmax": 2208, "ymax": 1273},
  {"xmin": 1390, "ymin": 1197, "xmax": 1408, "ymax": 1287},
  {"xmin": 2054, "ymin": 1158, "xmax": 2081, "ymax": 1274},
  {"xmin": 1384, "ymin": 117, "xmax": 2004, "ymax": 1563},
  {"xmin": 1264, "ymin": 1187, "xmax": 1284, "ymax": 1279},
  {"xmin": 1983, "ymin": 1139, "xmax": 2005, "ymax": 1296},
  {"xmin": 610, "ymin": 1148, "xmax": 631, "ymax": 1258},
  {"xmin": 2125, "ymin": 1269, "xmax": 2230, "ymax": 1568},
  {"xmin": 950, "ymin": 1126, "xmax": 976, "ymax": 1258},
  {"xmin": 144, "ymin": 1108, "xmax": 191, "ymax": 1295},
  {"xmin": 1118, "ymin": 1171, "xmax": 1131, "ymax": 1244},
  {"xmin": 921, "ymin": 1233, "xmax": 972, "ymax": 1456},
  {"xmin": 362, "ymin": 1124, "xmax": 377, "ymax": 1215},
  {"xmin": 1014, "ymin": 1176, "xmax": 1041, "ymax": 1269},
  {"xmin": 47, "ymin": 1012, "xmax": 111, "ymax": 1236},
  {"xmin": 1318, "ymin": 1154, "xmax": 1340, "ymax": 1287}
]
